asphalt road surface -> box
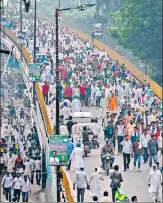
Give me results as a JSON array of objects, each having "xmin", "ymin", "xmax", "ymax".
[
  {"xmin": 39, "ymin": 46, "xmax": 162, "ymax": 202},
  {"xmin": 68, "ymin": 106, "xmax": 153, "ymax": 202}
]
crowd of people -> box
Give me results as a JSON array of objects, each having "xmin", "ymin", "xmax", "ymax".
[
  {"xmin": 2, "ymin": 4, "xmax": 163, "ymax": 203},
  {"xmin": 1, "ymin": 94, "xmax": 41, "ymax": 203}
]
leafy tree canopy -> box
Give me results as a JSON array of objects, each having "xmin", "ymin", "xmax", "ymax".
[{"xmin": 109, "ymin": 0, "xmax": 162, "ymax": 85}]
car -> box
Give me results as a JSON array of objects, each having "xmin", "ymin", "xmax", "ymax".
[{"xmin": 71, "ymin": 112, "xmax": 94, "ymax": 129}]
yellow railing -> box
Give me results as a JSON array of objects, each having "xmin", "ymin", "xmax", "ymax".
[
  {"xmin": 35, "ymin": 83, "xmax": 53, "ymax": 135},
  {"xmin": 2, "ymin": 28, "xmax": 75, "ymax": 202},
  {"xmin": 61, "ymin": 24, "xmax": 162, "ymax": 99}
]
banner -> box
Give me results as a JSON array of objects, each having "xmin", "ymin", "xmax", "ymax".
[
  {"xmin": 49, "ymin": 134, "xmax": 69, "ymax": 166},
  {"xmin": 94, "ymin": 23, "xmax": 102, "ymax": 36},
  {"xmin": 17, "ymin": 31, "xmax": 26, "ymax": 44},
  {"xmin": 1, "ymin": 15, "xmax": 7, "ymax": 25},
  {"xmin": 28, "ymin": 63, "xmax": 41, "ymax": 81}
]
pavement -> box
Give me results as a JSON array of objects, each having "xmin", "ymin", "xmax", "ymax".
[
  {"xmin": 38, "ymin": 46, "xmax": 162, "ymax": 202},
  {"xmin": 45, "ymin": 104, "xmax": 162, "ymax": 202},
  {"xmin": 1, "ymin": 98, "xmax": 41, "ymax": 202}
]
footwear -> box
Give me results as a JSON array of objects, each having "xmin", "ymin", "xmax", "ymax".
[
  {"xmin": 134, "ymin": 166, "xmax": 136, "ymax": 170},
  {"xmin": 124, "ymin": 169, "xmax": 126, "ymax": 172},
  {"xmin": 127, "ymin": 165, "xmax": 129, "ymax": 169},
  {"xmin": 138, "ymin": 169, "xmax": 141, "ymax": 172}
]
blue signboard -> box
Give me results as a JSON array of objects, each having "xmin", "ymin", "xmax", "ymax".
[{"xmin": 1, "ymin": 16, "xmax": 7, "ymax": 25}]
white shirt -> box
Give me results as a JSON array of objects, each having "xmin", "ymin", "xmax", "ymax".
[
  {"xmin": 2, "ymin": 175, "xmax": 13, "ymax": 188},
  {"xmin": 13, "ymin": 177, "xmax": 22, "ymax": 189},
  {"xmin": 117, "ymin": 125, "xmax": 125, "ymax": 136},
  {"xmin": 121, "ymin": 140, "xmax": 132, "ymax": 154},
  {"xmin": 21, "ymin": 179, "xmax": 30, "ymax": 192},
  {"xmin": 35, "ymin": 160, "xmax": 41, "ymax": 170}
]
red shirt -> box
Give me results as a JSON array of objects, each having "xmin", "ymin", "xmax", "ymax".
[
  {"xmin": 154, "ymin": 131, "xmax": 161, "ymax": 140},
  {"xmin": 65, "ymin": 87, "xmax": 72, "ymax": 97},
  {"xmin": 80, "ymin": 86, "xmax": 85, "ymax": 95},
  {"xmin": 42, "ymin": 84, "xmax": 49, "ymax": 95}
]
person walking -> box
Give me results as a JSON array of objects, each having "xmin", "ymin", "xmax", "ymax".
[
  {"xmin": 1, "ymin": 172, "xmax": 13, "ymax": 202},
  {"xmin": 133, "ymin": 136, "xmax": 142, "ymax": 172},
  {"xmin": 141, "ymin": 129, "xmax": 150, "ymax": 163},
  {"xmin": 35, "ymin": 156, "xmax": 41, "ymax": 185},
  {"xmin": 70, "ymin": 143, "xmax": 84, "ymax": 173},
  {"xmin": 89, "ymin": 168, "xmax": 104, "ymax": 200},
  {"xmin": 42, "ymin": 82, "xmax": 49, "ymax": 105},
  {"xmin": 148, "ymin": 164, "xmax": 162, "ymax": 202},
  {"xmin": 13, "ymin": 173, "xmax": 22, "ymax": 202},
  {"xmin": 147, "ymin": 134, "xmax": 158, "ymax": 168},
  {"xmin": 100, "ymin": 191, "xmax": 112, "ymax": 202},
  {"xmin": 110, "ymin": 165, "xmax": 123, "ymax": 202},
  {"xmin": 21, "ymin": 175, "xmax": 30, "ymax": 202},
  {"xmin": 73, "ymin": 166, "xmax": 89, "ymax": 202},
  {"xmin": 121, "ymin": 134, "xmax": 133, "ymax": 171},
  {"xmin": 116, "ymin": 119, "xmax": 125, "ymax": 155}
]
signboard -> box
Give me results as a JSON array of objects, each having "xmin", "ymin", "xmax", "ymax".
[
  {"xmin": 49, "ymin": 134, "xmax": 69, "ymax": 166},
  {"xmin": 94, "ymin": 23, "xmax": 102, "ymax": 36},
  {"xmin": 28, "ymin": 63, "xmax": 41, "ymax": 81},
  {"xmin": 17, "ymin": 31, "xmax": 26, "ymax": 44},
  {"xmin": 1, "ymin": 15, "xmax": 7, "ymax": 25}
]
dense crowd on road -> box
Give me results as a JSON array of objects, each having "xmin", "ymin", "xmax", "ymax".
[{"xmin": 1, "ymin": 5, "xmax": 162, "ymax": 203}]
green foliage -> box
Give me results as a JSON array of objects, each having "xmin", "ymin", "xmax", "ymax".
[
  {"xmin": 109, "ymin": 0, "xmax": 162, "ymax": 85},
  {"xmin": 108, "ymin": 26, "xmax": 119, "ymax": 39}
]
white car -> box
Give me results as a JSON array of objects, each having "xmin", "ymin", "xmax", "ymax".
[{"xmin": 71, "ymin": 112, "xmax": 94, "ymax": 129}]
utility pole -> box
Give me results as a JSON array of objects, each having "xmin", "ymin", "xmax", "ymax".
[
  {"xmin": 20, "ymin": 0, "xmax": 23, "ymax": 61},
  {"xmin": 55, "ymin": 4, "xmax": 96, "ymax": 201},
  {"xmin": 33, "ymin": 0, "xmax": 37, "ymax": 63},
  {"xmin": 55, "ymin": 9, "xmax": 61, "ymax": 201}
]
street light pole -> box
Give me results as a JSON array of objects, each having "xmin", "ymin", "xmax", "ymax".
[
  {"xmin": 55, "ymin": 4, "xmax": 96, "ymax": 202},
  {"xmin": 33, "ymin": 0, "xmax": 37, "ymax": 63},
  {"xmin": 55, "ymin": 9, "xmax": 61, "ymax": 202},
  {"xmin": 55, "ymin": 9, "xmax": 60, "ymax": 136},
  {"xmin": 20, "ymin": 0, "xmax": 23, "ymax": 61}
]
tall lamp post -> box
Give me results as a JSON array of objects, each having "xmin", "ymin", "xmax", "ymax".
[
  {"xmin": 55, "ymin": 4, "xmax": 96, "ymax": 202},
  {"xmin": 20, "ymin": 0, "xmax": 23, "ymax": 61},
  {"xmin": 33, "ymin": 0, "xmax": 37, "ymax": 63}
]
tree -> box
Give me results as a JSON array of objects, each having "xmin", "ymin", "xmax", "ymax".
[{"xmin": 109, "ymin": 0, "xmax": 162, "ymax": 85}]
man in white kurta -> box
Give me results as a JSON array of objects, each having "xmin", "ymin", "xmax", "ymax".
[
  {"xmin": 89, "ymin": 168, "xmax": 104, "ymax": 199},
  {"xmin": 148, "ymin": 164, "xmax": 162, "ymax": 202},
  {"xmin": 60, "ymin": 106, "xmax": 71, "ymax": 120},
  {"xmin": 71, "ymin": 97, "xmax": 81, "ymax": 113},
  {"xmin": 70, "ymin": 143, "xmax": 84, "ymax": 173}
]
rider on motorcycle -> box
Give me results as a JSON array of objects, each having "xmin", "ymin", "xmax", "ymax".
[
  {"xmin": 101, "ymin": 140, "xmax": 114, "ymax": 168},
  {"xmin": 89, "ymin": 118, "xmax": 100, "ymax": 143},
  {"xmin": 82, "ymin": 126, "xmax": 91, "ymax": 150}
]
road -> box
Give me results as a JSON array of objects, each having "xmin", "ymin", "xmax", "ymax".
[
  {"xmin": 39, "ymin": 46, "xmax": 161, "ymax": 202},
  {"xmin": 68, "ymin": 106, "xmax": 153, "ymax": 202}
]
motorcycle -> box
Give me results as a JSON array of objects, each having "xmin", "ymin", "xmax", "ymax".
[
  {"xmin": 83, "ymin": 142, "xmax": 90, "ymax": 157},
  {"xmin": 102, "ymin": 153, "xmax": 112, "ymax": 176},
  {"xmin": 92, "ymin": 135, "xmax": 99, "ymax": 148}
]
